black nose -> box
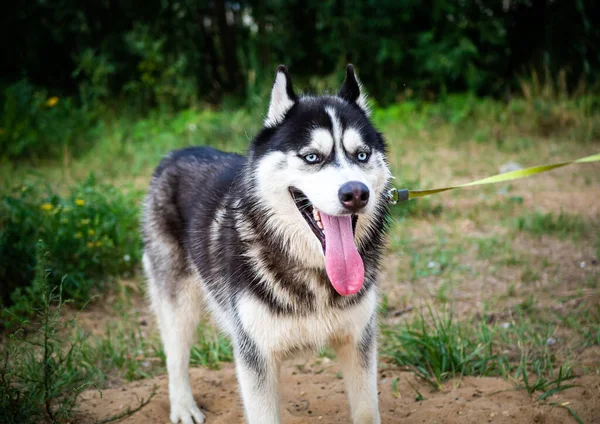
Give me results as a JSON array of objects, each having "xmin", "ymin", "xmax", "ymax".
[{"xmin": 338, "ymin": 181, "xmax": 369, "ymax": 212}]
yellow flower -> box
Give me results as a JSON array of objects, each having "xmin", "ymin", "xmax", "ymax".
[
  {"xmin": 75, "ymin": 232, "xmax": 83, "ymax": 239},
  {"xmin": 80, "ymin": 218, "xmax": 91, "ymax": 225},
  {"xmin": 46, "ymin": 97, "xmax": 59, "ymax": 107},
  {"xmin": 75, "ymin": 199, "xmax": 85, "ymax": 206},
  {"xmin": 40, "ymin": 203, "xmax": 53, "ymax": 211},
  {"xmin": 0, "ymin": 128, "xmax": 4, "ymax": 135},
  {"xmin": 88, "ymin": 229, "xmax": 95, "ymax": 236},
  {"xmin": 95, "ymin": 241, "xmax": 102, "ymax": 247},
  {"xmin": 87, "ymin": 242, "xmax": 94, "ymax": 249}
]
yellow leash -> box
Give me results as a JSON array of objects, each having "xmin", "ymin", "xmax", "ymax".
[{"xmin": 388, "ymin": 153, "xmax": 600, "ymax": 204}]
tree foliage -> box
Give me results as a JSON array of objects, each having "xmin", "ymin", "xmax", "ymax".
[{"xmin": 0, "ymin": 0, "xmax": 598, "ymax": 107}]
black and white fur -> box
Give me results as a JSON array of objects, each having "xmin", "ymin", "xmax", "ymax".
[{"xmin": 142, "ymin": 64, "xmax": 391, "ymax": 424}]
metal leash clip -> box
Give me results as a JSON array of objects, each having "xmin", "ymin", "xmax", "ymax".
[{"xmin": 387, "ymin": 188, "xmax": 410, "ymax": 205}]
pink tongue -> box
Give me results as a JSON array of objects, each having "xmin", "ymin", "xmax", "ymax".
[{"xmin": 320, "ymin": 212, "xmax": 365, "ymax": 296}]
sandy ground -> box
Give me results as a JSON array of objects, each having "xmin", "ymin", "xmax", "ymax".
[{"xmin": 78, "ymin": 360, "xmax": 600, "ymax": 424}]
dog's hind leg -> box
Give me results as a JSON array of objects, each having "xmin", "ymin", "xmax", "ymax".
[
  {"xmin": 156, "ymin": 285, "xmax": 205, "ymax": 424},
  {"xmin": 334, "ymin": 316, "xmax": 381, "ymax": 424},
  {"xmin": 233, "ymin": 331, "xmax": 281, "ymax": 424},
  {"xmin": 146, "ymin": 259, "xmax": 205, "ymax": 424}
]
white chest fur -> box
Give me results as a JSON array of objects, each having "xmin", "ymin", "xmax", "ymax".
[{"xmin": 236, "ymin": 289, "xmax": 376, "ymax": 357}]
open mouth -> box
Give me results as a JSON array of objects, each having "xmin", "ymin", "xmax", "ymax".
[
  {"xmin": 289, "ymin": 187, "xmax": 363, "ymax": 296},
  {"xmin": 288, "ymin": 188, "xmax": 357, "ymax": 253}
]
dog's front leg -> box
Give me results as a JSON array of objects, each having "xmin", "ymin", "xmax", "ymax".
[
  {"xmin": 233, "ymin": 332, "xmax": 281, "ymax": 424},
  {"xmin": 334, "ymin": 317, "xmax": 380, "ymax": 424}
]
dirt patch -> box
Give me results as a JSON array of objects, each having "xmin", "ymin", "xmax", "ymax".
[{"xmin": 77, "ymin": 361, "xmax": 600, "ymax": 424}]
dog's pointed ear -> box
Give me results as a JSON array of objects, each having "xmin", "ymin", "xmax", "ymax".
[
  {"xmin": 338, "ymin": 64, "xmax": 370, "ymax": 116},
  {"xmin": 265, "ymin": 65, "xmax": 297, "ymax": 127}
]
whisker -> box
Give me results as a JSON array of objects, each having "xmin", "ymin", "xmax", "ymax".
[{"xmin": 298, "ymin": 205, "xmax": 313, "ymax": 213}]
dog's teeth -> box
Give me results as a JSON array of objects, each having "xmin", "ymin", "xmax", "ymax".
[
  {"xmin": 312, "ymin": 208, "xmax": 323, "ymax": 231},
  {"xmin": 313, "ymin": 208, "xmax": 321, "ymax": 222}
]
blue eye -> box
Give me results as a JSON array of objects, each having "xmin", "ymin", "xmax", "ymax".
[
  {"xmin": 304, "ymin": 153, "xmax": 320, "ymax": 164},
  {"xmin": 357, "ymin": 151, "xmax": 369, "ymax": 162}
]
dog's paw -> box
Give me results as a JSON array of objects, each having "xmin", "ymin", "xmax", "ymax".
[{"xmin": 169, "ymin": 399, "xmax": 206, "ymax": 424}]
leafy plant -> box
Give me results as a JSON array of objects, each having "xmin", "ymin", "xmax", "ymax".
[
  {"xmin": 0, "ymin": 242, "xmax": 100, "ymax": 423},
  {"xmin": 123, "ymin": 23, "xmax": 197, "ymax": 111},
  {"xmin": 72, "ymin": 48, "xmax": 116, "ymax": 112},
  {"xmin": 0, "ymin": 175, "xmax": 142, "ymax": 326}
]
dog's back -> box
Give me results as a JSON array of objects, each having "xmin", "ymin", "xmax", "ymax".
[
  {"xmin": 142, "ymin": 146, "xmax": 244, "ymax": 292},
  {"xmin": 145, "ymin": 146, "xmax": 244, "ymax": 237}
]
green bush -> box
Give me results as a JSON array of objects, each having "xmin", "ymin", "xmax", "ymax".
[
  {"xmin": 123, "ymin": 23, "xmax": 198, "ymax": 111},
  {"xmin": 72, "ymin": 48, "xmax": 116, "ymax": 113},
  {"xmin": 0, "ymin": 80, "xmax": 94, "ymax": 160},
  {"xmin": 0, "ymin": 175, "xmax": 142, "ymax": 324},
  {"xmin": 6, "ymin": 0, "xmax": 599, "ymax": 105}
]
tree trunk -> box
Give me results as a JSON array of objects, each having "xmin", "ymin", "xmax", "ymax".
[
  {"xmin": 256, "ymin": 0, "xmax": 269, "ymax": 70},
  {"xmin": 197, "ymin": 8, "xmax": 224, "ymax": 102},
  {"xmin": 213, "ymin": 0, "xmax": 244, "ymax": 94}
]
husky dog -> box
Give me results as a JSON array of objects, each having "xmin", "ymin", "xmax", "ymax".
[{"xmin": 142, "ymin": 64, "xmax": 391, "ymax": 424}]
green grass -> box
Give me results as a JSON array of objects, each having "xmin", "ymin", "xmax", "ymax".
[
  {"xmin": 82, "ymin": 320, "xmax": 232, "ymax": 383},
  {"xmin": 83, "ymin": 326, "xmax": 159, "ymax": 382},
  {"xmin": 521, "ymin": 267, "xmax": 540, "ymax": 284},
  {"xmin": 79, "ymin": 289, "xmax": 233, "ymax": 383},
  {"xmin": 189, "ymin": 324, "xmax": 233, "ymax": 369},
  {"xmin": 382, "ymin": 307, "xmax": 508, "ymax": 390},
  {"xmin": 381, "ymin": 305, "xmax": 586, "ymax": 419},
  {"xmin": 393, "ymin": 230, "xmax": 472, "ymax": 282},
  {"xmin": 554, "ymin": 304, "xmax": 600, "ymax": 349},
  {"xmin": 473, "ymin": 236, "xmax": 522, "ymax": 266},
  {"xmin": 3, "ymin": 92, "xmax": 598, "ymax": 189},
  {"xmin": 0, "ymin": 108, "xmax": 259, "ymax": 187},
  {"xmin": 515, "ymin": 211, "xmax": 589, "ymax": 240}
]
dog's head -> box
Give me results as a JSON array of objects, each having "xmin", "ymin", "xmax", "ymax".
[{"xmin": 248, "ymin": 65, "xmax": 391, "ymax": 296}]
